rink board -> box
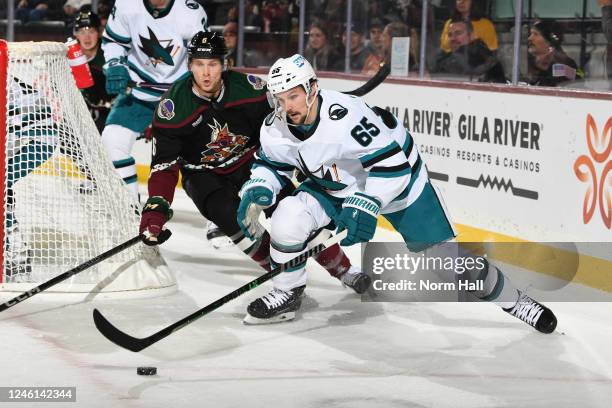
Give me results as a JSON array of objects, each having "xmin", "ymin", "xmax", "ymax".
[{"xmin": 132, "ymin": 75, "xmax": 611, "ymax": 291}]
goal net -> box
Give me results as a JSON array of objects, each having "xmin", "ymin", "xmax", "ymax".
[{"xmin": 0, "ymin": 40, "xmax": 175, "ymax": 297}]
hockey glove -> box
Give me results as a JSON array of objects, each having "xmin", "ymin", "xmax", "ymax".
[
  {"xmin": 103, "ymin": 57, "xmax": 129, "ymax": 95},
  {"xmin": 139, "ymin": 125, "xmax": 153, "ymax": 143},
  {"xmin": 336, "ymin": 193, "xmax": 380, "ymax": 246},
  {"xmin": 139, "ymin": 196, "xmax": 173, "ymax": 246},
  {"xmin": 237, "ymin": 178, "xmax": 275, "ymax": 240}
]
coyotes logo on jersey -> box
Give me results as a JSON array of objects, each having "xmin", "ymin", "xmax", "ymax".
[{"xmin": 200, "ymin": 119, "xmax": 249, "ymax": 164}]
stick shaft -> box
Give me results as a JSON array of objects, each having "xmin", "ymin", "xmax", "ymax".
[
  {"xmin": 0, "ymin": 235, "xmax": 142, "ymax": 312},
  {"xmin": 93, "ymin": 231, "xmax": 347, "ymax": 352}
]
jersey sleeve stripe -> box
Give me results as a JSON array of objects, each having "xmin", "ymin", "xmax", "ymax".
[
  {"xmin": 104, "ymin": 25, "xmax": 131, "ymax": 44},
  {"xmin": 251, "ymin": 163, "xmax": 288, "ymax": 187},
  {"xmin": 134, "ymin": 87, "xmax": 165, "ymax": 98},
  {"xmin": 255, "ymin": 148, "xmax": 294, "ymax": 171},
  {"xmin": 101, "ymin": 36, "xmax": 131, "ymax": 50},
  {"xmin": 224, "ymin": 94, "xmax": 268, "ymax": 108},
  {"xmin": 391, "ymin": 159, "xmax": 424, "ymax": 202},
  {"xmin": 359, "ymin": 142, "xmax": 402, "ymax": 168},
  {"xmin": 369, "ymin": 161, "xmax": 412, "ymax": 178},
  {"xmin": 402, "ymin": 131, "xmax": 414, "ymax": 156},
  {"xmin": 153, "ymin": 106, "xmax": 209, "ymax": 128},
  {"xmin": 128, "ymin": 61, "xmax": 158, "ymax": 84}
]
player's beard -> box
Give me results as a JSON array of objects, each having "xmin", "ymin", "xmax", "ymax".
[
  {"xmin": 286, "ymin": 91, "xmax": 318, "ymax": 126},
  {"xmin": 286, "ymin": 110, "xmax": 306, "ymax": 125}
]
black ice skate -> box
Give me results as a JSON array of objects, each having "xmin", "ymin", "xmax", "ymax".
[
  {"xmin": 503, "ymin": 291, "xmax": 557, "ymax": 334},
  {"xmin": 206, "ymin": 221, "xmax": 232, "ymax": 249},
  {"xmin": 340, "ymin": 266, "xmax": 372, "ymax": 294},
  {"xmin": 243, "ymin": 286, "xmax": 305, "ymax": 325}
]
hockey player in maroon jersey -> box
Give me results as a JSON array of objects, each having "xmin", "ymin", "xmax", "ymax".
[{"xmin": 139, "ymin": 31, "xmax": 370, "ymax": 294}]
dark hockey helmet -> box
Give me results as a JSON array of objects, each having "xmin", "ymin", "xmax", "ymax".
[
  {"xmin": 74, "ymin": 11, "xmax": 101, "ymax": 31},
  {"xmin": 188, "ymin": 31, "xmax": 228, "ymax": 61}
]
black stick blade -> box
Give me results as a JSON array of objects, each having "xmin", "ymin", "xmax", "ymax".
[
  {"xmin": 93, "ymin": 308, "xmax": 151, "ymax": 352},
  {"xmin": 92, "ymin": 231, "xmax": 347, "ymax": 352},
  {"xmin": 344, "ymin": 63, "xmax": 390, "ymax": 97}
]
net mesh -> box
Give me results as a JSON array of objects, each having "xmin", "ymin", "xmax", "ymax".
[{"xmin": 2, "ymin": 41, "xmax": 174, "ymax": 293}]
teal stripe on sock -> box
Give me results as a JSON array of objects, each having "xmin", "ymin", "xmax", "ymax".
[
  {"xmin": 480, "ymin": 268, "xmax": 505, "ymax": 301},
  {"xmin": 113, "ymin": 158, "xmax": 135, "ymax": 169},
  {"xmin": 123, "ymin": 175, "xmax": 138, "ymax": 184}
]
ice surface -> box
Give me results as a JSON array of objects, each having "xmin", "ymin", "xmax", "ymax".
[{"xmin": 1, "ymin": 189, "xmax": 611, "ymax": 408}]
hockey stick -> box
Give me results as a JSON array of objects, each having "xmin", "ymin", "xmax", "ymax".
[
  {"xmin": 343, "ymin": 62, "xmax": 390, "ymax": 97},
  {"xmin": 127, "ymin": 81, "xmax": 173, "ymax": 93},
  {"xmin": 127, "ymin": 63, "xmax": 390, "ymax": 97},
  {"xmin": 0, "ymin": 235, "xmax": 142, "ymax": 312},
  {"xmin": 93, "ymin": 230, "xmax": 348, "ymax": 352}
]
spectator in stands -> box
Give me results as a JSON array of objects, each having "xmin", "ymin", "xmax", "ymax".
[
  {"xmin": 96, "ymin": 0, "xmax": 114, "ymax": 28},
  {"xmin": 245, "ymin": 0, "xmax": 264, "ymax": 31},
  {"xmin": 431, "ymin": 19, "xmax": 506, "ymax": 83},
  {"xmin": 262, "ymin": 0, "xmax": 291, "ymax": 33},
  {"xmin": 600, "ymin": 0, "xmax": 612, "ymax": 87},
  {"xmin": 73, "ymin": 10, "xmax": 113, "ymax": 132},
  {"xmin": 382, "ymin": 21, "xmax": 419, "ymax": 72},
  {"xmin": 367, "ymin": 17, "xmax": 385, "ymax": 59},
  {"xmin": 314, "ymin": 0, "xmax": 367, "ymax": 46},
  {"xmin": 527, "ymin": 20, "xmax": 583, "ymax": 87},
  {"xmin": 223, "ymin": 21, "xmax": 264, "ymax": 68},
  {"xmin": 439, "ymin": 0, "xmax": 498, "ymax": 53},
  {"xmin": 64, "ymin": 0, "xmax": 91, "ymax": 19},
  {"xmin": 16, "ymin": 0, "xmax": 49, "ymax": 23},
  {"xmin": 304, "ymin": 20, "xmax": 340, "ymax": 71},
  {"xmin": 335, "ymin": 22, "xmax": 382, "ymax": 74}
]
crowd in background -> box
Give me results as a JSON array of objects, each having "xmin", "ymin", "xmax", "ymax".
[
  {"xmin": 4, "ymin": 0, "xmax": 612, "ymax": 89},
  {"xmin": 14, "ymin": 0, "xmax": 114, "ymax": 24},
  {"xmin": 222, "ymin": 0, "xmax": 609, "ymax": 88}
]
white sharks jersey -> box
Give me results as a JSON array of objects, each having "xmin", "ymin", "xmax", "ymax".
[
  {"xmin": 102, "ymin": 0, "xmax": 208, "ymax": 102},
  {"xmin": 6, "ymin": 75, "xmax": 58, "ymax": 154},
  {"xmin": 253, "ymin": 89, "xmax": 429, "ymax": 214}
]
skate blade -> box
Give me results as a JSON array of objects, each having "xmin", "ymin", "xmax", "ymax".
[
  {"xmin": 208, "ymin": 236, "xmax": 234, "ymax": 249},
  {"xmin": 243, "ymin": 311, "xmax": 296, "ymax": 325}
]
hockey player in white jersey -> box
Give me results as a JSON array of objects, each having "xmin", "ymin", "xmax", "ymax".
[
  {"xmin": 100, "ymin": 0, "xmax": 208, "ymax": 197},
  {"xmin": 236, "ymin": 54, "xmax": 558, "ymax": 333},
  {"xmin": 5, "ymin": 75, "xmax": 58, "ymax": 281}
]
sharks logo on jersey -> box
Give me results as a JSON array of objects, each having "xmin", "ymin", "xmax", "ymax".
[
  {"xmin": 200, "ymin": 119, "xmax": 249, "ymax": 163},
  {"xmin": 297, "ymin": 152, "xmax": 347, "ymax": 191},
  {"xmin": 102, "ymin": 0, "xmax": 208, "ymax": 102},
  {"xmin": 139, "ymin": 27, "xmax": 177, "ymax": 67}
]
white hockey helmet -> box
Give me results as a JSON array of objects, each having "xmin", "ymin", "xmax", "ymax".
[
  {"xmin": 267, "ymin": 55, "xmax": 319, "ymax": 124},
  {"xmin": 267, "ymin": 54, "xmax": 317, "ymax": 96}
]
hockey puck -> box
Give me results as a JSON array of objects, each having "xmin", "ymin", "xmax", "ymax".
[{"xmin": 136, "ymin": 366, "xmax": 157, "ymax": 376}]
